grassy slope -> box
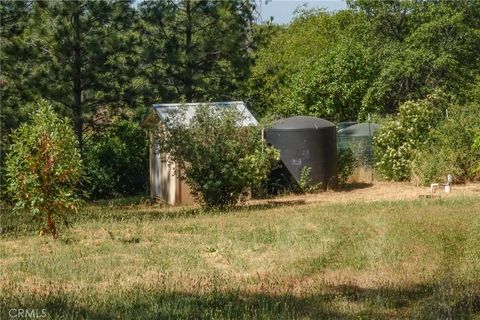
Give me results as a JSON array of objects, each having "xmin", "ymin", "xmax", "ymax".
[{"xmin": 1, "ymin": 196, "xmax": 480, "ymax": 319}]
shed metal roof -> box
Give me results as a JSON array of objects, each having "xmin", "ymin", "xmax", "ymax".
[{"xmin": 149, "ymin": 101, "xmax": 258, "ymax": 127}]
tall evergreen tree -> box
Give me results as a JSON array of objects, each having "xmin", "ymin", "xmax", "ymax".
[
  {"xmin": 138, "ymin": 0, "xmax": 256, "ymax": 103},
  {"xmin": 1, "ymin": 0, "xmax": 37, "ymax": 192},
  {"xmin": 2, "ymin": 0, "xmax": 139, "ymax": 155},
  {"xmin": 1, "ymin": 0, "xmax": 36, "ymax": 140}
]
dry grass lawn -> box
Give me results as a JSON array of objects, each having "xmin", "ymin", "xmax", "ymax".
[{"xmin": 1, "ymin": 182, "xmax": 480, "ymax": 319}]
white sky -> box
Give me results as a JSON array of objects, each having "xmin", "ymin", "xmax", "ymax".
[{"xmin": 257, "ymin": 0, "xmax": 347, "ymax": 24}]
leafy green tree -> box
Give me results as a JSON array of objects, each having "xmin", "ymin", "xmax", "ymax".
[
  {"xmin": 280, "ymin": 40, "xmax": 376, "ymax": 121},
  {"xmin": 347, "ymin": 0, "xmax": 414, "ymax": 42},
  {"xmin": 250, "ymin": 1, "xmax": 479, "ymax": 121},
  {"xmin": 351, "ymin": 0, "xmax": 480, "ymax": 115},
  {"xmin": 155, "ymin": 106, "xmax": 278, "ymax": 208},
  {"xmin": 137, "ymin": 0, "xmax": 256, "ymax": 103},
  {"xmin": 247, "ymin": 9, "xmax": 376, "ymax": 121},
  {"xmin": 247, "ymin": 11, "xmax": 331, "ymax": 118},
  {"xmin": 5, "ymin": 101, "xmax": 82, "ymax": 239}
]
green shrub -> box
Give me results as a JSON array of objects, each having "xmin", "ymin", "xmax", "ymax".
[
  {"xmin": 298, "ymin": 166, "xmax": 322, "ymax": 193},
  {"xmin": 84, "ymin": 120, "xmax": 148, "ymax": 199},
  {"xmin": 374, "ymin": 93, "xmax": 445, "ymax": 181},
  {"xmin": 410, "ymin": 148, "xmax": 453, "ymax": 186},
  {"xmin": 242, "ymin": 145, "xmax": 280, "ymax": 198},
  {"xmin": 412, "ymin": 104, "xmax": 480, "ymax": 185},
  {"xmin": 474, "ymin": 132, "xmax": 480, "ymax": 174},
  {"xmin": 155, "ymin": 106, "xmax": 278, "ymax": 208},
  {"xmin": 5, "ymin": 100, "xmax": 82, "ymax": 239},
  {"xmin": 337, "ymin": 148, "xmax": 357, "ymax": 185}
]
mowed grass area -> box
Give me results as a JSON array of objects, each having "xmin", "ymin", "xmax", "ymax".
[{"xmin": 1, "ymin": 196, "xmax": 480, "ymax": 319}]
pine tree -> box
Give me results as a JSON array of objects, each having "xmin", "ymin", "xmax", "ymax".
[
  {"xmin": 138, "ymin": 0, "xmax": 256, "ymax": 103},
  {"xmin": 3, "ymin": 0, "xmax": 140, "ymax": 155}
]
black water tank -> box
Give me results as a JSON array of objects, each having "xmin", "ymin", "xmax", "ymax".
[{"xmin": 265, "ymin": 116, "xmax": 337, "ymax": 189}]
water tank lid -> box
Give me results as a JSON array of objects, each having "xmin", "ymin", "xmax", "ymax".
[{"xmin": 268, "ymin": 116, "xmax": 335, "ymax": 131}]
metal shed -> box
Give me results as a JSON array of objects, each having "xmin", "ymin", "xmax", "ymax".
[{"xmin": 142, "ymin": 101, "xmax": 258, "ymax": 205}]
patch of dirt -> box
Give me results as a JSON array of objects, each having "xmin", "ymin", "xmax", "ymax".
[{"xmin": 249, "ymin": 182, "xmax": 480, "ymax": 207}]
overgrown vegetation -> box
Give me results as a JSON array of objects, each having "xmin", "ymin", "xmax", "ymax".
[
  {"xmin": 155, "ymin": 106, "xmax": 278, "ymax": 208},
  {"xmin": 475, "ymin": 132, "xmax": 480, "ymax": 174},
  {"xmin": 374, "ymin": 93, "xmax": 445, "ymax": 181},
  {"xmin": 298, "ymin": 166, "xmax": 322, "ymax": 193},
  {"xmin": 84, "ymin": 120, "xmax": 148, "ymax": 199},
  {"xmin": 337, "ymin": 148, "xmax": 358, "ymax": 185},
  {"xmin": 374, "ymin": 87, "xmax": 480, "ymax": 185},
  {"xmin": 5, "ymin": 101, "xmax": 82, "ymax": 239},
  {"xmin": 411, "ymin": 104, "xmax": 480, "ymax": 185}
]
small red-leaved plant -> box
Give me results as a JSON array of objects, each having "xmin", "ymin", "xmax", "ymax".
[{"xmin": 6, "ymin": 100, "xmax": 83, "ymax": 239}]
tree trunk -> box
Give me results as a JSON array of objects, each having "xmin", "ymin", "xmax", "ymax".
[
  {"xmin": 47, "ymin": 213, "xmax": 57, "ymax": 239},
  {"xmin": 184, "ymin": 0, "xmax": 194, "ymax": 102},
  {"xmin": 73, "ymin": 4, "xmax": 83, "ymax": 156}
]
